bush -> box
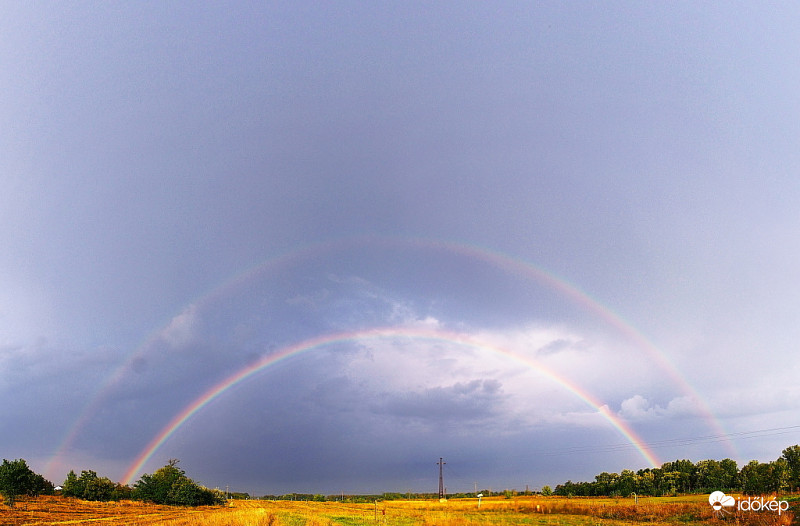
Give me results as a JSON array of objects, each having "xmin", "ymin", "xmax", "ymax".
[
  {"xmin": 63, "ymin": 469, "xmax": 126, "ymax": 501},
  {"xmin": 132, "ymin": 460, "xmax": 225, "ymax": 506},
  {"xmin": 0, "ymin": 459, "xmax": 53, "ymax": 506}
]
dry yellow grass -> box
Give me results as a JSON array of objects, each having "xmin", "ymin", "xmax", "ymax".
[
  {"xmin": 0, "ymin": 494, "xmax": 794, "ymax": 526},
  {"xmin": 0, "ymin": 496, "xmax": 209, "ymax": 525}
]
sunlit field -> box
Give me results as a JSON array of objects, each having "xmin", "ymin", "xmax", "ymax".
[{"xmin": 1, "ymin": 494, "xmax": 795, "ymax": 526}]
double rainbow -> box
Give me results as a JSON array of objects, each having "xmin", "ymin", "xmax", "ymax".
[
  {"xmin": 122, "ymin": 326, "xmax": 660, "ymax": 484},
  {"xmin": 44, "ymin": 236, "xmax": 732, "ymax": 482}
]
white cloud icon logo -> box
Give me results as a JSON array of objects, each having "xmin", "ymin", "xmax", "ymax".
[{"xmin": 709, "ymin": 491, "xmax": 736, "ymax": 512}]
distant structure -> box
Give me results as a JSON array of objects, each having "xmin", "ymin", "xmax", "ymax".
[{"xmin": 437, "ymin": 458, "xmax": 446, "ymax": 500}]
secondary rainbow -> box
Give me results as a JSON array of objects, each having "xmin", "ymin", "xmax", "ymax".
[
  {"xmin": 122, "ymin": 326, "xmax": 659, "ymax": 485},
  {"xmin": 49, "ymin": 235, "xmax": 733, "ymax": 480}
]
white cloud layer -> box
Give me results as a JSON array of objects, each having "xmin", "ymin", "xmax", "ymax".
[
  {"xmin": 158, "ymin": 305, "xmax": 199, "ymax": 349},
  {"xmin": 618, "ymin": 394, "xmax": 702, "ymax": 421}
]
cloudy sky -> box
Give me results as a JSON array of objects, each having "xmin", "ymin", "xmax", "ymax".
[{"xmin": 2, "ymin": 2, "xmax": 799, "ymax": 496}]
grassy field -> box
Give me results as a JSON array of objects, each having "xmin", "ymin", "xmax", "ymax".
[{"xmin": 0, "ymin": 494, "xmax": 795, "ymax": 525}]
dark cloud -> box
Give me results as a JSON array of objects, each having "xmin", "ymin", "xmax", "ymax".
[{"xmin": 374, "ymin": 380, "xmax": 505, "ymax": 423}]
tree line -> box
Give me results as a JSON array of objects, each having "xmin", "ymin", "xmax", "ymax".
[
  {"xmin": 554, "ymin": 445, "xmax": 800, "ymax": 497},
  {"xmin": 3, "ymin": 444, "xmax": 799, "ymax": 506},
  {"xmin": 0, "ymin": 458, "xmax": 224, "ymax": 507}
]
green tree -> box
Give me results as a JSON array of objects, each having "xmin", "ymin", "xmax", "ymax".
[
  {"xmin": 661, "ymin": 460, "xmax": 695, "ymax": 492},
  {"xmin": 132, "ymin": 460, "xmax": 224, "ymax": 506},
  {"xmin": 635, "ymin": 469, "xmax": 655, "ymax": 495},
  {"xmin": 540, "ymin": 485, "xmax": 553, "ymax": 496},
  {"xmin": 695, "ymin": 459, "xmax": 725, "ymax": 492},
  {"xmin": 739, "ymin": 460, "xmax": 768, "ymax": 494},
  {"xmin": 660, "ymin": 471, "xmax": 681, "ymax": 496},
  {"xmin": 782, "ymin": 445, "xmax": 800, "ymax": 491},
  {"xmin": 554, "ymin": 480, "xmax": 576, "ymax": 496},
  {"xmin": 80, "ymin": 471, "xmax": 116, "ymax": 501},
  {"xmin": 772, "ymin": 458, "xmax": 790, "ymax": 492},
  {"xmin": 617, "ymin": 470, "xmax": 636, "ymax": 496},
  {"xmin": 111, "ymin": 483, "xmax": 133, "ymax": 501},
  {"xmin": 719, "ymin": 459, "xmax": 738, "ymax": 490},
  {"xmin": 62, "ymin": 469, "xmax": 129, "ymax": 501},
  {"xmin": 0, "ymin": 459, "xmax": 53, "ymax": 507},
  {"xmin": 169, "ymin": 478, "xmax": 206, "ymax": 506},
  {"xmin": 594, "ymin": 472, "xmax": 618, "ymax": 496},
  {"xmin": 62, "ymin": 470, "xmax": 82, "ymax": 498}
]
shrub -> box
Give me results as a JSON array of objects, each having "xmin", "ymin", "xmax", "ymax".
[
  {"xmin": 0, "ymin": 458, "xmax": 53, "ymax": 506},
  {"xmin": 132, "ymin": 460, "xmax": 225, "ymax": 506},
  {"xmin": 63, "ymin": 469, "xmax": 120, "ymax": 501}
]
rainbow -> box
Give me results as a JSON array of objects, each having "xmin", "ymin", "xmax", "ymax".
[
  {"xmin": 122, "ymin": 326, "xmax": 660, "ymax": 485},
  {"xmin": 46, "ymin": 235, "xmax": 734, "ymax": 480}
]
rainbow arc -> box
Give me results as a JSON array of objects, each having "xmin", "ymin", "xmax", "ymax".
[
  {"xmin": 43, "ymin": 235, "xmax": 733, "ymax": 481},
  {"xmin": 122, "ymin": 326, "xmax": 660, "ymax": 485}
]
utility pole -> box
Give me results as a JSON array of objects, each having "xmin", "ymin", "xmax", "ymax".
[{"xmin": 437, "ymin": 458, "xmax": 446, "ymax": 500}]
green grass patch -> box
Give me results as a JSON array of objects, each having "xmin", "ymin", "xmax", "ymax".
[{"xmin": 276, "ymin": 511, "xmax": 308, "ymax": 526}]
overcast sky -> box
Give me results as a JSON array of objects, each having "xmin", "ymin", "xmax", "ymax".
[{"xmin": 2, "ymin": 2, "xmax": 799, "ymax": 496}]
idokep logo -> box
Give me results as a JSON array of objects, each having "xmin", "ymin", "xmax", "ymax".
[
  {"xmin": 709, "ymin": 491, "xmax": 736, "ymax": 516},
  {"xmin": 709, "ymin": 491, "xmax": 790, "ymax": 516}
]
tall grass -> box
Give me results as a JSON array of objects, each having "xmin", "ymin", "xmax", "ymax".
[{"xmin": 0, "ymin": 494, "xmax": 794, "ymax": 525}]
